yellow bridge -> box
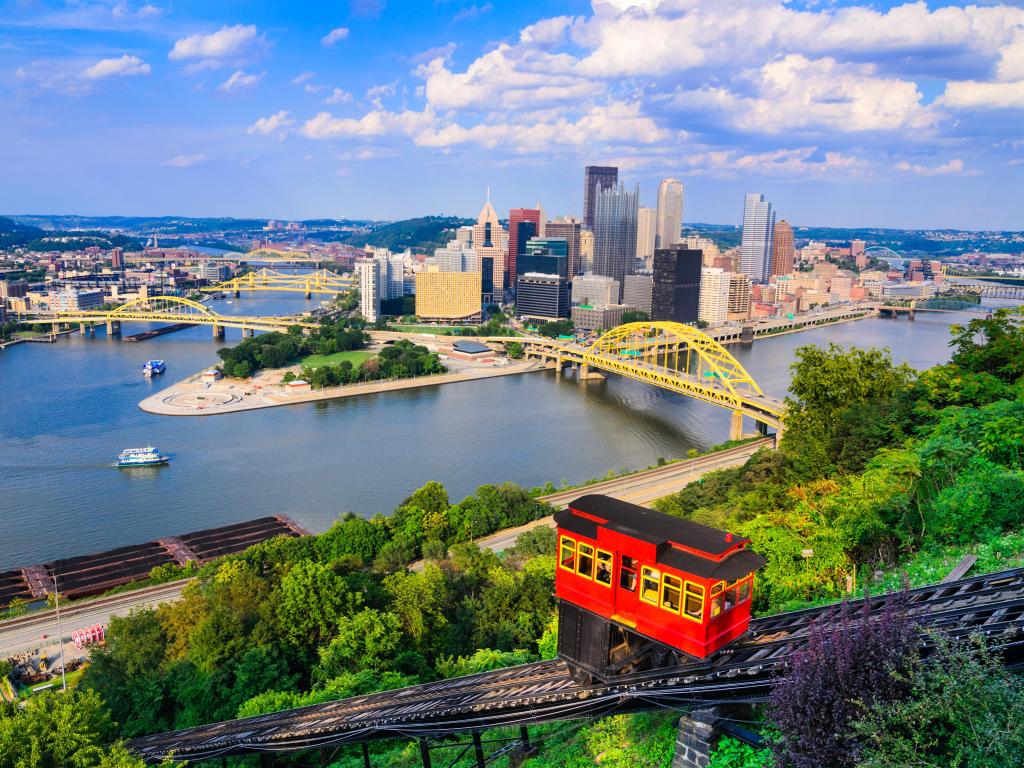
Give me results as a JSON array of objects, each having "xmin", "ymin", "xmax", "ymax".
[
  {"xmin": 243, "ymin": 248, "xmax": 329, "ymax": 264},
  {"xmin": 205, "ymin": 268, "xmax": 354, "ymax": 298},
  {"xmin": 26, "ymin": 296, "xmax": 318, "ymax": 339},
  {"xmin": 517, "ymin": 321, "xmax": 786, "ymax": 438}
]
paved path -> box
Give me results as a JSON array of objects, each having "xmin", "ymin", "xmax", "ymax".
[
  {"xmin": 412, "ymin": 438, "xmax": 774, "ymax": 569},
  {"xmin": 0, "ymin": 580, "xmax": 190, "ymax": 659}
]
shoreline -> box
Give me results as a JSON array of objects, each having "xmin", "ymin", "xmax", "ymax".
[{"xmin": 139, "ymin": 358, "xmax": 545, "ymax": 416}]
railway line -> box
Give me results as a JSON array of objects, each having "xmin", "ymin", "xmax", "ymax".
[{"xmin": 128, "ymin": 566, "xmax": 1024, "ymax": 764}]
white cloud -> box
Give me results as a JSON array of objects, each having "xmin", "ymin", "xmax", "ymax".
[
  {"xmin": 671, "ymin": 55, "xmax": 935, "ymax": 135},
  {"xmin": 162, "ymin": 154, "xmax": 206, "ymax": 167},
  {"xmin": 366, "ymin": 80, "xmax": 399, "ymax": 107},
  {"xmin": 324, "ymin": 88, "xmax": 353, "ymax": 105},
  {"xmin": 453, "ymin": 3, "xmax": 492, "ymax": 22},
  {"xmin": 940, "ymin": 80, "xmax": 1024, "ymax": 110},
  {"xmin": 300, "ymin": 108, "xmax": 437, "ymax": 140},
  {"xmin": 290, "ymin": 71, "xmax": 315, "ymax": 85},
  {"xmin": 169, "ymin": 24, "xmax": 267, "ymax": 65},
  {"xmin": 680, "ymin": 147, "xmax": 868, "ymax": 178},
  {"xmin": 81, "ymin": 54, "xmax": 151, "ymax": 80},
  {"xmin": 895, "ymin": 158, "xmax": 974, "ymax": 176},
  {"xmin": 321, "ymin": 27, "xmax": 350, "ymax": 47},
  {"xmin": 217, "ymin": 69, "xmax": 263, "ymax": 92},
  {"xmin": 304, "ymin": 83, "xmax": 326, "ymax": 94},
  {"xmin": 248, "ymin": 110, "xmax": 294, "ymax": 136}
]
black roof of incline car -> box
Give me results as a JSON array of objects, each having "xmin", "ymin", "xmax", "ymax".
[{"xmin": 555, "ymin": 494, "xmax": 766, "ymax": 582}]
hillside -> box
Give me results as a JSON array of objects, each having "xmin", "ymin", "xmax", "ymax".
[{"xmin": 341, "ymin": 215, "xmax": 472, "ymax": 253}]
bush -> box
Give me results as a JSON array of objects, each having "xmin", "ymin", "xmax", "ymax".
[
  {"xmin": 768, "ymin": 593, "xmax": 919, "ymax": 768},
  {"xmin": 853, "ymin": 635, "xmax": 1024, "ymax": 767}
]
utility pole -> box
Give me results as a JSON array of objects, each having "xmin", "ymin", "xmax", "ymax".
[{"xmin": 52, "ymin": 574, "xmax": 67, "ymax": 691}]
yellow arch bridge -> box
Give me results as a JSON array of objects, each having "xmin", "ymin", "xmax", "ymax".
[
  {"xmin": 26, "ymin": 295, "xmax": 318, "ymax": 340},
  {"xmin": 519, "ymin": 321, "xmax": 785, "ymax": 438},
  {"xmin": 205, "ymin": 268, "xmax": 354, "ymax": 298},
  {"xmin": 243, "ymin": 248, "xmax": 328, "ymax": 264}
]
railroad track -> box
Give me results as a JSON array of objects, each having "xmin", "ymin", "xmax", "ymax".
[{"xmin": 128, "ymin": 566, "xmax": 1024, "ymax": 763}]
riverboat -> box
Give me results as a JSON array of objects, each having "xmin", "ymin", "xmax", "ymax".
[
  {"xmin": 143, "ymin": 360, "xmax": 166, "ymax": 377},
  {"xmin": 117, "ymin": 447, "xmax": 170, "ymax": 467}
]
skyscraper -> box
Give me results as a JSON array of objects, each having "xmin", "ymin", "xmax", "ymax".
[
  {"xmin": 545, "ymin": 217, "xmax": 582, "ymax": 277},
  {"xmin": 651, "ymin": 246, "xmax": 702, "ymax": 324},
  {"xmin": 698, "ymin": 267, "xmax": 730, "ymax": 326},
  {"xmin": 655, "ymin": 179, "xmax": 684, "ymax": 249},
  {"xmin": 508, "ymin": 207, "xmax": 542, "ymax": 287},
  {"xmin": 739, "ymin": 193, "xmax": 775, "ymax": 283},
  {"xmin": 583, "ymin": 165, "xmax": 618, "ymax": 229},
  {"xmin": 592, "ymin": 182, "xmax": 639, "ymax": 301},
  {"xmin": 770, "ymin": 219, "xmax": 794, "ymax": 278},
  {"xmin": 473, "ymin": 193, "xmax": 507, "ymax": 304},
  {"xmin": 636, "ymin": 206, "xmax": 657, "ymax": 263}
]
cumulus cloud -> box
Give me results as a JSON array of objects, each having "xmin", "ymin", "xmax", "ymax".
[
  {"xmin": 940, "ymin": 79, "xmax": 1024, "ymax": 110},
  {"xmin": 248, "ymin": 110, "xmax": 294, "ymax": 137},
  {"xmin": 217, "ymin": 70, "xmax": 263, "ymax": 92},
  {"xmin": 163, "ymin": 154, "xmax": 206, "ymax": 167},
  {"xmin": 81, "ymin": 54, "xmax": 150, "ymax": 79},
  {"xmin": 324, "ymin": 88, "xmax": 353, "ymax": 105},
  {"xmin": 895, "ymin": 158, "xmax": 973, "ymax": 175},
  {"xmin": 321, "ymin": 27, "xmax": 349, "ymax": 47},
  {"xmin": 290, "ymin": 71, "xmax": 315, "ymax": 85},
  {"xmin": 453, "ymin": 3, "xmax": 492, "ymax": 22},
  {"xmin": 300, "ymin": 108, "xmax": 436, "ymax": 140},
  {"xmin": 169, "ymin": 24, "xmax": 268, "ymax": 69}
]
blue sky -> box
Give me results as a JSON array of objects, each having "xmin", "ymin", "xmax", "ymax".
[{"xmin": 1, "ymin": 0, "xmax": 1023, "ymax": 229}]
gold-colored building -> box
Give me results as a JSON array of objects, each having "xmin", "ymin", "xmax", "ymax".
[{"xmin": 415, "ymin": 268, "xmax": 483, "ymax": 323}]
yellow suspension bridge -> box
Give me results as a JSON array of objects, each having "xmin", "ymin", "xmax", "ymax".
[
  {"xmin": 513, "ymin": 321, "xmax": 785, "ymax": 438},
  {"xmin": 24, "ymin": 296, "xmax": 318, "ymax": 339},
  {"xmin": 204, "ymin": 268, "xmax": 354, "ymax": 298}
]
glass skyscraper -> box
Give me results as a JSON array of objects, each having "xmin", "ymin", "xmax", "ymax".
[
  {"xmin": 592, "ymin": 183, "xmax": 639, "ymax": 302},
  {"xmin": 739, "ymin": 193, "xmax": 775, "ymax": 283},
  {"xmin": 583, "ymin": 165, "xmax": 618, "ymax": 230}
]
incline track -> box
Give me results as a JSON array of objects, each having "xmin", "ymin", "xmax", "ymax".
[{"xmin": 129, "ymin": 567, "xmax": 1024, "ymax": 763}]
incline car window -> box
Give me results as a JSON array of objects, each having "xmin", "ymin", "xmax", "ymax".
[
  {"xmin": 620, "ymin": 555, "xmax": 638, "ymax": 591},
  {"xmin": 559, "ymin": 536, "xmax": 576, "ymax": 572},
  {"xmin": 684, "ymin": 583, "xmax": 705, "ymax": 621},
  {"xmin": 661, "ymin": 574, "xmax": 682, "ymax": 613},
  {"xmin": 595, "ymin": 549, "xmax": 613, "ymax": 587},
  {"xmin": 577, "ymin": 543, "xmax": 595, "ymax": 579},
  {"xmin": 641, "ymin": 567, "xmax": 660, "ymax": 604}
]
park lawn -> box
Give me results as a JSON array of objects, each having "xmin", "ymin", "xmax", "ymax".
[
  {"xmin": 299, "ymin": 349, "xmax": 375, "ymax": 369},
  {"xmin": 389, "ymin": 324, "xmax": 470, "ymax": 335}
]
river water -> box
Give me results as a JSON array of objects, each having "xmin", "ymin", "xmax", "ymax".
[{"xmin": 0, "ymin": 296, "xmax": 990, "ymax": 566}]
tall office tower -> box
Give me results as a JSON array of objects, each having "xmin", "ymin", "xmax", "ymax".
[
  {"xmin": 655, "ymin": 179, "xmax": 684, "ymax": 249},
  {"xmin": 433, "ymin": 241, "xmax": 477, "ymax": 272},
  {"xmin": 385, "ymin": 253, "xmax": 405, "ymax": 300},
  {"xmin": 592, "ymin": 182, "xmax": 639, "ymax": 301},
  {"xmin": 636, "ymin": 207, "xmax": 657, "ymax": 263},
  {"xmin": 728, "ymin": 273, "xmax": 752, "ymax": 319},
  {"xmin": 456, "ymin": 225, "xmax": 474, "ymax": 248},
  {"xmin": 770, "ymin": 219, "xmax": 794, "ymax": 278},
  {"xmin": 110, "ymin": 247, "xmax": 124, "ymax": 270},
  {"xmin": 580, "ymin": 230, "xmax": 594, "ymax": 273},
  {"xmin": 651, "ymin": 246, "xmax": 702, "ymax": 324},
  {"xmin": 698, "ymin": 267, "xmax": 730, "ymax": 326},
  {"xmin": 356, "ymin": 258, "xmax": 380, "ymax": 322},
  {"xmin": 473, "ymin": 193, "xmax": 507, "ymax": 303},
  {"xmin": 516, "ymin": 273, "xmax": 571, "ymax": 321},
  {"xmin": 520, "ymin": 237, "xmax": 569, "ymax": 277},
  {"xmin": 508, "ymin": 207, "xmax": 542, "ymax": 287},
  {"xmin": 583, "ymin": 165, "xmax": 618, "ymax": 229},
  {"xmin": 739, "ymin": 193, "xmax": 775, "ymax": 283},
  {"xmin": 545, "ymin": 218, "xmax": 582, "ymax": 277},
  {"xmin": 683, "ymin": 236, "xmax": 720, "ymax": 264}
]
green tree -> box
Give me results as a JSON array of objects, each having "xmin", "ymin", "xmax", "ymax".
[
  {"xmin": 314, "ymin": 609, "xmax": 403, "ymax": 680},
  {"xmin": 0, "ymin": 688, "xmax": 111, "ymax": 768},
  {"xmin": 383, "ymin": 564, "xmax": 450, "ymax": 654},
  {"xmin": 276, "ymin": 559, "xmax": 356, "ymax": 650}
]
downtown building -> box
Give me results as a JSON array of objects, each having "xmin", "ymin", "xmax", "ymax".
[
  {"xmin": 770, "ymin": 219, "xmax": 794, "ymax": 278},
  {"xmin": 415, "ymin": 268, "xmax": 483, "ymax": 324},
  {"xmin": 545, "ymin": 218, "xmax": 583, "ymax": 277},
  {"xmin": 508, "ymin": 207, "xmax": 543, "ymax": 289},
  {"xmin": 592, "ymin": 183, "xmax": 639, "ymax": 302},
  {"xmin": 739, "ymin": 193, "xmax": 775, "ymax": 283},
  {"xmin": 698, "ymin": 267, "xmax": 730, "ymax": 326},
  {"xmin": 655, "ymin": 179, "xmax": 684, "ymax": 249},
  {"xmin": 515, "ymin": 238, "xmax": 570, "ymax": 321},
  {"xmin": 472, "ymin": 195, "xmax": 507, "ymax": 305},
  {"xmin": 582, "ymin": 165, "xmax": 618, "ymax": 230},
  {"xmin": 651, "ymin": 246, "xmax": 702, "ymax": 324},
  {"xmin": 636, "ymin": 207, "xmax": 657, "ymax": 266}
]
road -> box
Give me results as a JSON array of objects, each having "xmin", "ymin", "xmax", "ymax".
[
  {"xmin": 0, "ymin": 579, "xmax": 190, "ymax": 659},
  {"xmin": 413, "ymin": 437, "xmax": 774, "ymax": 568}
]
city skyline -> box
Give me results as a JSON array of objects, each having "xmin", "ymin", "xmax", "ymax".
[{"xmin": 2, "ymin": 1, "xmax": 1023, "ymax": 229}]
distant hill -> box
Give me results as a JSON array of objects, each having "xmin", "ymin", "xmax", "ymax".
[
  {"xmin": 0, "ymin": 216, "xmax": 44, "ymax": 248},
  {"xmin": 342, "ymin": 216, "xmax": 473, "ymax": 253},
  {"xmin": 0, "ymin": 217, "xmax": 140, "ymax": 252}
]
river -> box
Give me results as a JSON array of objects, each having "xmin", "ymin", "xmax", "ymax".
[{"xmin": 0, "ymin": 296, "xmax": 993, "ymax": 566}]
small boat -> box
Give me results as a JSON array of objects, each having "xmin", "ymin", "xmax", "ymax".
[
  {"xmin": 143, "ymin": 360, "xmax": 166, "ymax": 377},
  {"xmin": 117, "ymin": 447, "xmax": 170, "ymax": 467}
]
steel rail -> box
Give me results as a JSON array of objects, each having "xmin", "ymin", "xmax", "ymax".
[{"xmin": 128, "ymin": 565, "xmax": 1024, "ymax": 763}]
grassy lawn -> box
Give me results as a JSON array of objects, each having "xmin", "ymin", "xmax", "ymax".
[{"xmin": 298, "ymin": 349, "xmax": 375, "ymax": 368}]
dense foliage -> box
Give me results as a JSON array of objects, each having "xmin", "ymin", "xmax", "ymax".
[
  {"xmin": 341, "ymin": 216, "xmax": 472, "ymax": 254},
  {"xmin": 217, "ymin": 318, "xmax": 369, "ymax": 377},
  {"xmin": 297, "ymin": 339, "xmax": 445, "ymax": 389}
]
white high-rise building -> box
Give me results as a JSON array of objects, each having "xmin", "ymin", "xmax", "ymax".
[
  {"xmin": 698, "ymin": 268, "xmax": 730, "ymax": 326},
  {"xmin": 356, "ymin": 259, "xmax": 380, "ymax": 322},
  {"xmin": 636, "ymin": 206, "xmax": 657, "ymax": 262},
  {"xmin": 385, "ymin": 253, "xmax": 405, "ymax": 300},
  {"xmin": 571, "ymin": 274, "xmax": 620, "ymax": 307},
  {"xmin": 433, "ymin": 241, "xmax": 478, "ymax": 272},
  {"xmin": 456, "ymin": 225, "xmax": 473, "ymax": 248},
  {"xmin": 739, "ymin": 193, "xmax": 775, "ymax": 283},
  {"xmin": 655, "ymin": 179, "xmax": 684, "ymax": 250}
]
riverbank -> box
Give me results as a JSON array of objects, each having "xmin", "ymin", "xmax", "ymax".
[{"xmin": 139, "ymin": 357, "xmax": 545, "ymax": 416}]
